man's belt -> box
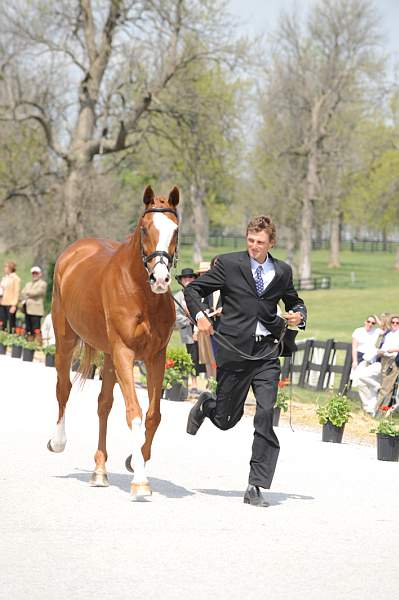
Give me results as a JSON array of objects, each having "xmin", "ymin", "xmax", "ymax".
[{"xmin": 254, "ymin": 334, "xmax": 276, "ymax": 343}]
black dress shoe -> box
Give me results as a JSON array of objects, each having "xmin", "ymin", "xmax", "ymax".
[
  {"xmin": 186, "ymin": 391, "xmax": 214, "ymax": 435},
  {"xmin": 243, "ymin": 484, "xmax": 270, "ymax": 507}
]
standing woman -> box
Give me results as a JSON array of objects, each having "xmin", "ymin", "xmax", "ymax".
[
  {"xmin": 21, "ymin": 266, "xmax": 47, "ymax": 339},
  {"xmin": 0, "ymin": 261, "xmax": 21, "ymax": 332}
]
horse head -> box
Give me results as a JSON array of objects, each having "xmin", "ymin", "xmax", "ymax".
[{"xmin": 140, "ymin": 185, "xmax": 180, "ymax": 294}]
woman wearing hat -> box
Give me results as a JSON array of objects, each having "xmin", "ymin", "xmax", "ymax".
[
  {"xmin": 21, "ymin": 266, "xmax": 48, "ymax": 339},
  {"xmin": 0, "ymin": 260, "xmax": 21, "ymax": 332},
  {"xmin": 174, "ymin": 268, "xmax": 201, "ymax": 393}
]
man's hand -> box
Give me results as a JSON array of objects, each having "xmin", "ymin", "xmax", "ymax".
[
  {"xmin": 196, "ymin": 315, "xmax": 214, "ymax": 336},
  {"xmin": 282, "ymin": 310, "xmax": 303, "ymax": 327}
]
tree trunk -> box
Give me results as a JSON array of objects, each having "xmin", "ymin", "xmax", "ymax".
[
  {"xmin": 299, "ymin": 151, "xmax": 317, "ymax": 284},
  {"xmin": 329, "ymin": 208, "xmax": 341, "ymax": 268},
  {"xmin": 285, "ymin": 226, "xmax": 295, "ymax": 267},
  {"xmin": 190, "ymin": 183, "xmax": 209, "ymax": 265}
]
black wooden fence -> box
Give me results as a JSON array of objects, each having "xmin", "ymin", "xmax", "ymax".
[{"xmin": 281, "ymin": 338, "xmax": 353, "ymax": 395}]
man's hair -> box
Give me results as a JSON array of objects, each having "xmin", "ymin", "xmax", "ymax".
[{"xmin": 246, "ymin": 216, "xmax": 276, "ymax": 243}]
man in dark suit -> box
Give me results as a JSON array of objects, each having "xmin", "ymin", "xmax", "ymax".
[{"xmin": 184, "ymin": 215, "xmax": 307, "ymax": 507}]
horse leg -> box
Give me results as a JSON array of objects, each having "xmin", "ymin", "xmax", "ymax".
[
  {"xmin": 90, "ymin": 354, "xmax": 116, "ymax": 487},
  {"xmin": 112, "ymin": 342, "xmax": 151, "ymax": 501},
  {"xmin": 47, "ymin": 306, "xmax": 78, "ymax": 453},
  {"xmin": 141, "ymin": 348, "xmax": 165, "ymax": 463}
]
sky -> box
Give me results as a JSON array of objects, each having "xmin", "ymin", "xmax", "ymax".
[{"xmin": 228, "ymin": 0, "xmax": 399, "ymax": 61}]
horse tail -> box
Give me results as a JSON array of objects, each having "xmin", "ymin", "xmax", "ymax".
[{"xmin": 74, "ymin": 340, "xmax": 97, "ymax": 385}]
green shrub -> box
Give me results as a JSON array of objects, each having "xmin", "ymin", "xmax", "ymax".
[
  {"xmin": 42, "ymin": 344, "xmax": 56, "ymax": 355},
  {"xmin": 371, "ymin": 415, "xmax": 399, "ymax": 437},
  {"xmin": 316, "ymin": 392, "xmax": 352, "ymax": 428}
]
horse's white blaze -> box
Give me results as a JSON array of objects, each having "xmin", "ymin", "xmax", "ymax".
[
  {"xmin": 151, "ymin": 212, "xmax": 177, "ymax": 287},
  {"xmin": 50, "ymin": 415, "xmax": 67, "ymax": 452},
  {"xmin": 131, "ymin": 416, "xmax": 147, "ymax": 484}
]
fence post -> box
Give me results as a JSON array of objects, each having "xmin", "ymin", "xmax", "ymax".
[
  {"xmin": 339, "ymin": 345, "xmax": 353, "ymax": 395},
  {"xmin": 298, "ymin": 340, "xmax": 313, "ymax": 387},
  {"xmin": 316, "ymin": 339, "xmax": 335, "ymax": 391}
]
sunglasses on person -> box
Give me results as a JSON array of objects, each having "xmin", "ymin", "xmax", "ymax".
[
  {"xmin": 366, "ymin": 319, "xmax": 376, "ymax": 325},
  {"xmin": 391, "ymin": 320, "xmax": 399, "ymax": 325}
]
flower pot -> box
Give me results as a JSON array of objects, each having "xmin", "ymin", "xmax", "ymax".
[
  {"xmin": 376, "ymin": 433, "xmax": 399, "ymax": 462},
  {"xmin": 165, "ymin": 381, "xmax": 188, "ymax": 402},
  {"xmin": 273, "ymin": 407, "xmax": 281, "ymax": 427},
  {"xmin": 11, "ymin": 344, "xmax": 23, "ymax": 359},
  {"xmin": 0, "ymin": 343, "xmax": 6, "ymax": 355},
  {"xmin": 45, "ymin": 354, "xmax": 55, "ymax": 367},
  {"xmin": 322, "ymin": 421, "xmax": 345, "ymax": 443},
  {"xmin": 22, "ymin": 348, "xmax": 35, "ymax": 362}
]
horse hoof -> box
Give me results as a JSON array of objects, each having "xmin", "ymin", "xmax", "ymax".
[
  {"xmin": 90, "ymin": 471, "xmax": 109, "ymax": 487},
  {"xmin": 130, "ymin": 482, "xmax": 152, "ymax": 502},
  {"xmin": 47, "ymin": 439, "xmax": 66, "ymax": 453},
  {"xmin": 125, "ymin": 454, "xmax": 134, "ymax": 473}
]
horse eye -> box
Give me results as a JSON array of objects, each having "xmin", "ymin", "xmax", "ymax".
[{"xmin": 141, "ymin": 226, "xmax": 148, "ymax": 236}]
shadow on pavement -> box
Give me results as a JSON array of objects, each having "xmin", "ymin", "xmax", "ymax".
[
  {"xmin": 194, "ymin": 488, "xmax": 314, "ymax": 506},
  {"xmin": 53, "ymin": 470, "xmax": 194, "ymax": 498}
]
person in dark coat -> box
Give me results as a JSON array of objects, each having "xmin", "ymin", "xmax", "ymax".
[{"xmin": 184, "ymin": 215, "xmax": 307, "ymax": 507}]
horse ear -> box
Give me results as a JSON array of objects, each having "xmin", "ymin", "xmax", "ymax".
[
  {"xmin": 143, "ymin": 185, "xmax": 154, "ymax": 205},
  {"xmin": 168, "ymin": 186, "xmax": 180, "ymax": 207}
]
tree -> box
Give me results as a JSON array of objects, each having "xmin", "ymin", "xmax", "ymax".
[
  {"xmin": 0, "ymin": 0, "xmax": 242, "ymax": 256},
  {"xmin": 253, "ymin": 0, "xmax": 383, "ymax": 281}
]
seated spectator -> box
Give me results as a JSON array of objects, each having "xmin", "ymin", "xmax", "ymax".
[
  {"xmin": 21, "ymin": 266, "xmax": 47, "ymax": 339},
  {"xmin": 351, "ymin": 315, "xmax": 381, "ymax": 370},
  {"xmin": 41, "ymin": 312, "xmax": 55, "ymax": 347},
  {"xmin": 375, "ymin": 314, "xmax": 399, "ymax": 413},
  {"xmin": 355, "ymin": 313, "xmax": 399, "ymax": 416},
  {"xmin": 0, "ymin": 260, "xmax": 21, "ymax": 332},
  {"xmin": 174, "ymin": 268, "xmax": 201, "ymax": 394}
]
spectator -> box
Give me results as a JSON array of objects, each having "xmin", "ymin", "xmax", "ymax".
[
  {"xmin": 355, "ymin": 313, "xmax": 399, "ymax": 415},
  {"xmin": 21, "ymin": 266, "xmax": 48, "ymax": 339},
  {"xmin": 351, "ymin": 315, "xmax": 381, "ymax": 370},
  {"xmin": 174, "ymin": 267, "xmax": 201, "ymax": 394},
  {"xmin": 375, "ymin": 314, "xmax": 399, "ymax": 413},
  {"xmin": 0, "ymin": 260, "xmax": 21, "ymax": 332},
  {"xmin": 41, "ymin": 312, "xmax": 55, "ymax": 347},
  {"xmin": 194, "ymin": 261, "xmax": 217, "ymax": 379}
]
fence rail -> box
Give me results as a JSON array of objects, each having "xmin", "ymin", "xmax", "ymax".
[{"xmin": 181, "ymin": 235, "xmax": 399, "ymax": 253}]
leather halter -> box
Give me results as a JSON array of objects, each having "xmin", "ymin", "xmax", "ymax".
[{"xmin": 140, "ymin": 207, "xmax": 179, "ymax": 282}]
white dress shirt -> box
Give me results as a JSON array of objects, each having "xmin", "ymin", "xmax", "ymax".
[{"xmin": 250, "ymin": 255, "xmax": 275, "ymax": 336}]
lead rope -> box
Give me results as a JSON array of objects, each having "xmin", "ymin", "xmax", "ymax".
[{"xmin": 171, "ymin": 292, "xmax": 288, "ymax": 362}]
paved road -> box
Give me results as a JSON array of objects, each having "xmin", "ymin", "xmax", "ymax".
[{"xmin": 1, "ymin": 355, "xmax": 398, "ymax": 600}]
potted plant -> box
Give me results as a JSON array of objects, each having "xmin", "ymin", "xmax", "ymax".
[
  {"xmin": 0, "ymin": 330, "xmax": 12, "ymax": 355},
  {"xmin": 316, "ymin": 392, "xmax": 351, "ymax": 443},
  {"xmin": 163, "ymin": 347, "xmax": 194, "ymax": 402},
  {"xmin": 10, "ymin": 334, "xmax": 25, "ymax": 358},
  {"xmin": 43, "ymin": 344, "xmax": 56, "ymax": 367},
  {"xmin": 21, "ymin": 337, "xmax": 40, "ymax": 362},
  {"xmin": 274, "ymin": 378, "xmax": 290, "ymax": 426},
  {"xmin": 371, "ymin": 409, "xmax": 399, "ymax": 462}
]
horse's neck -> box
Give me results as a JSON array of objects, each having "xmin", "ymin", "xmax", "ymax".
[{"xmin": 121, "ymin": 228, "xmax": 147, "ymax": 283}]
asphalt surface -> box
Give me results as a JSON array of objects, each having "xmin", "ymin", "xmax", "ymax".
[{"xmin": 1, "ymin": 354, "xmax": 398, "ymax": 600}]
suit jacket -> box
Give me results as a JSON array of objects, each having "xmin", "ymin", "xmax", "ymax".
[{"xmin": 184, "ymin": 251, "xmax": 307, "ymax": 365}]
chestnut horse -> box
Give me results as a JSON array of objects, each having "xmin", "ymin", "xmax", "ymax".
[{"xmin": 47, "ymin": 186, "xmax": 179, "ymax": 500}]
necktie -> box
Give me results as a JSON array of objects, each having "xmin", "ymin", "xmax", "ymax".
[{"xmin": 255, "ymin": 265, "xmax": 264, "ymax": 295}]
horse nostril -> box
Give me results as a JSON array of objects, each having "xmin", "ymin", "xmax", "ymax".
[
  {"xmin": 149, "ymin": 273, "xmax": 156, "ymax": 284},
  {"xmin": 165, "ymin": 274, "xmax": 170, "ymax": 284}
]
